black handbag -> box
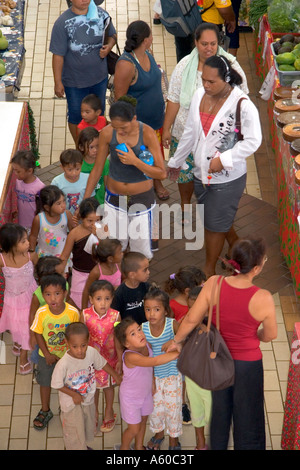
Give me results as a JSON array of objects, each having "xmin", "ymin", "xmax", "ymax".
[
  {"xmin": 106, "ymin": 45, "xmax": 121, "ymax": 76},
  {"xmin": 177, "ymin": 275, "xmax": 235, "ymax": 391},
  {"xmin": 104, "ymin": 16, "xmax": 121, "ymax": 76}
]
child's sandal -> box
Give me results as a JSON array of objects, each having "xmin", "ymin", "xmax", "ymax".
[
  {"xmin": 100, "ymin": 413, "xmax": 117, "ymax": 433},
  {"xmin": 33, "ymin": 409, "xmax": 53, "ymax": 430},
  {"xmin": 146, "ymin": 436, "xmax": 165, "ymax": 450},
  {"xmin": 19, "ymin": 362, "xmax": 32, "ymax": 375}
]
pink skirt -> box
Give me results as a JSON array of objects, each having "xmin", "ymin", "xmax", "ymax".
[{"xmin": 69, "ymin": 268, "xmax": 90, "ymax": 310}]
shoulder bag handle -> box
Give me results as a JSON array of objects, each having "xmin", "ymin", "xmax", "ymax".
[
  {"xmin": 206, "ymin": 275, "xmax": 224, "ymax": 332},
  {"xmin": 235, "ymin": 97, "xmax": 247, "ymax": 141}
]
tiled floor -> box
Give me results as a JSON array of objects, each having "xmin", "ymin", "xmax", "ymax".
[{"xmin": 0, "ymin": 0, "xmax": 299, "ymax": 451}]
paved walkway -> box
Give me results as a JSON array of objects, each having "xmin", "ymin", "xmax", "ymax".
[{"xmin": 0, "ymin": 0, "xmax": 299, "ymax": 451}]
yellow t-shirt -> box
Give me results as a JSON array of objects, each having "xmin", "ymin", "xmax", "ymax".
[
  {"xmin": 31, "ymin": 302, "xmax": 80, "ymax": 358},
  {"xmin": 200, "ymin": 0, "xmax": 232, "ymax": 25}
]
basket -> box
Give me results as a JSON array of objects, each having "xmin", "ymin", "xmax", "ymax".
[{"xmin": 271, "ymin": 43, "xmax": 300, "ymax": 86}]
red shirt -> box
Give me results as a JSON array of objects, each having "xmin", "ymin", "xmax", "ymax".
[
  {"xmin": 212, "ymin": 278, "xmax": 262, "ymax": 361},
  {"xmin": 77, "ymin": 115, "xmax": 107, "ymax": 133},
  {"xmin": 200, "ymin": 111, "xmax": 216, "ymax": 136},
  {"xmin": 170, "ymin": 299, "xmax": 189, "ymax": 322}
]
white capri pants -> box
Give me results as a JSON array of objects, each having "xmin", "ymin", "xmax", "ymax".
[{"xmin": 104, "ymin": 189, "xmax": 155, "ymax": 260}]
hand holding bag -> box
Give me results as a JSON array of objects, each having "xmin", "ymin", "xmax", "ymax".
[{"xmin": 177, "ymin": 275, "xmax": 235, "ymax": 391}]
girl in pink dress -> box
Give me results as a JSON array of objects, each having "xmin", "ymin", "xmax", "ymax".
[
  {"xmin": 81, "ymin": 238, "xmax": 123, "ymax": 309},
  {"xmin": 0, "ymin": 223, "xmax": 38, "ymax": 375},
  {"xmin": 81, "ymin": 279, "xmax": 121, "ymax": 433}
]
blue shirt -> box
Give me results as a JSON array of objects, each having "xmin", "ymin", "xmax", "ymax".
[
  {"xmin": 51, "ymin": 172, "xmax": 93, "ymax": 214},
  {"xmin": 142, "ymin": 317, "xmax": 179, "ymax": 378},
  {"xmin": 49, "ymin": 6, "xmax": 116, "ymax": 88}
]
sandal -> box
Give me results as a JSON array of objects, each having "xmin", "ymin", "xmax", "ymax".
[
  {"xmin": 169, "ymin": 441, "xmax": 181, "ymax": 450},
  {"xmin": 154, "ymin": 188, "xmax": 170, "ymax": 201},
  {"xmin": 146, "ymin": 436, "xmax": 165, "ymax": 450},
  {"xmin": 100, "ymin": 413, "xmax": 117, "ymax": 433},
  {"xmin": 33, "ymin": 409, "xmax": 53, "ymax": 430},
  {"xmin": 19, "ymin": 362, "xmax": 32, "ymax": 375},
  {"xmin": 12, "ymin": 344, "xmax": 21, "ymax": 356}
]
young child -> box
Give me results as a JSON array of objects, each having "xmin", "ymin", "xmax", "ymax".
[
  {"xmin": 29, "ymin": 185, "xmax": 74, "ymax": 258},
  {"xmin": 51, "ymin": 149, "xmax": 92, "ymax": 214},
  {"xmin": 142, "ymin": 286, "xmax": 182, "ymax": 451},
  {"xmin": 51, "ymin": 322, "xmax": 121, "ymax": 450},
  {"xmin": 78, "ymin": 127, "xmax": 109, "ymax": 207},
  {"xmin": 11, "ymin": 150, "xmax": 45, "ymax": 233},
  {"xmin": 59, "ymin": 198, "xmax": 104, "ymax": 309},
  {"xmin": 81, "ymin": 238, "xmax": 123, "ymax": 309},
  {"xmin": 114, "ymin": 317, "xmax": 179, "ymax": 450},
  {"xmin": 165, "ymin": 266, "xmax": 206, "ymax": 322},
  {"xmin": 0, "ymin": 223, "xmax": 38, "ymax": 375},
  {"xmin": 77, "ymin": 94, "xmax": 107, "ymax": 136},
  {"xmin": 30, "ymin": 274, "xmax": 80, "ymax": 430},
  {"xmin": 111, "ymin": 251, "xmax": 150, "ymax": 325},
  {"xmin": 185, "ymin": 285, "xmax": 211, "ymax": 450},
  {"xmin": 29, "ymin": 256, "xmax": 68, "ymax": 366},
  {"xmin": 165, "ymin": 266, "xmax": 206, "ymax": 425},
  {"xmin": 81, "ymin": 280, "xmax": 122, "ymax": 433}
]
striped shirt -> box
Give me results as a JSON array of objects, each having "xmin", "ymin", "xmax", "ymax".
[{"xmin": 142, "ymin": 317, "xmax": 179, "ymax": 378}]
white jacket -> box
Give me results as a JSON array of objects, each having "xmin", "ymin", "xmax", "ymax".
[{"xmin": 168, "ymin": 86, "xmax": 262, "ymax": 185}]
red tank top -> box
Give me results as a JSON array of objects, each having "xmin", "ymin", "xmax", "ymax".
[{"xmin": 212, "ymin": 278, "xmax": 262, "ymax": 361}]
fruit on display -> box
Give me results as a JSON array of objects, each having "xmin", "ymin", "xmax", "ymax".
[
  {"xmin": 0, "ymin": 58, "xmax": 5, "ymax": 76},
  {"xmin": 0, "ymin": 30, "xmax": 8, "ymax": 50},
  {"xmin": 273, "ymin": 35, "xmax": 300, "ymax": 72}
]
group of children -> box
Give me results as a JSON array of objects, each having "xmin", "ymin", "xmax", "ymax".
[{"xmin": 0, "ymin": 92, "xmax": 213, "ymax": 451}]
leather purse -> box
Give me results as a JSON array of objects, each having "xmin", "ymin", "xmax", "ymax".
[{"xmin": 177, "ymin": 275, "xmax": 235, "ymax": 391}]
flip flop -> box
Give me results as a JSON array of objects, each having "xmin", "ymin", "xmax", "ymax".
[
  {"xmin": 146, "ymin": 436, "xmax": 165, "ymax": 450},
  {"xmin": 100, "ymin": 413, "xmax": 117, "ymax": 433},
  {"xmin": 19, "ymin": 362, "xmax": 32, "ymax": 375},
  {"xmin": 154, "ymin": 188, "xmax": 170, "ymax": 201},
  {"xmin": 12, "ymin": 344, "xmax": 21, "ymax": 356}
]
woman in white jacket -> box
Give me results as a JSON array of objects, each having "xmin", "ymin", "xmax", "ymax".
[
  {"xmin": 168, "ymin": 55, "xmax": 262, "ymax": 278},
  {"xmin": 162, "ymin": 22, "xmax": 248, "ymax": 224}
]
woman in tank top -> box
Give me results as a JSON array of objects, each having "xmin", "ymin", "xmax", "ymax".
[
  {"xmin": 165, "ymin": 237, "xmax": 277, "ymax": 450},
  {"xmin": 83, "ymin": 97, "xmax": 166, "ymax": 260},
  {"xmin": 113, "ymin": 20, "xmax": 169, "ymax": 201}
]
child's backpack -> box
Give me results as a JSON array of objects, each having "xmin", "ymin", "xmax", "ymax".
[{"xmin": 159, "ymin": 0, "xmax": 214, "ymax": 38}]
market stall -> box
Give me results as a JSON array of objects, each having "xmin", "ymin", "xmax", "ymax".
[
  {"xmin": 251, "ymin": 1, "xmax": 300, "ymax": 297},
  {"xmin": 0, "ymin": 0, "xmax": 25, "ymax": 100},
  {"xmin": 0, "ymin": 101, "xmax": 31, "ymax": 316}
]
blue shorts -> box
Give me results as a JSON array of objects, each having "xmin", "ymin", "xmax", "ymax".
[{"xmin": 64, "ymin": 77, "xmax": 108, "ymax": 125}]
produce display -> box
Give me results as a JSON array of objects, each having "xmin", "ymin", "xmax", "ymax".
[
  {"xmin": 273, "ymin": 35, "xmax": 300, "ymax": 71},
  {"xmin": 267, "ymin": 0, "xmax": 300, "ymax": 33},
  {"xmin": 0, "ymin": 30, "xmax": 8, "ymax": 50}
]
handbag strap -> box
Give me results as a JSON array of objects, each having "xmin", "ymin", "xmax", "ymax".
[
  {"xmin": 206, "ymin": 275, "xmax": 224, "ymax": 332},
  {"xmin": 235, "ymin": 97, "xmax": 246, "ymax": 141}
]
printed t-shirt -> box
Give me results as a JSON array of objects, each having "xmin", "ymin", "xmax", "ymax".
[
  {"xmin": 51, "ymin": 345, "xmax": 107, "ymax": 412},
  {"xmin": 200, "ymin": 0, "xmax": 232, "ymax": 25},
  {"xmin": 30, "ymin": 302, "xmax": 79, "ymax": 358}
]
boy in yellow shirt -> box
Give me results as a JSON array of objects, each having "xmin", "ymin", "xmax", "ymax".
[{"xmin": 30, "ymin": 273, "xmax": 80, "ymax": 430}]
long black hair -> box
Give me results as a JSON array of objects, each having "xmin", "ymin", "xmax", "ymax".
[{"xmin": 204, "ymin": 55, "xmax": 242, "ymax": 87}]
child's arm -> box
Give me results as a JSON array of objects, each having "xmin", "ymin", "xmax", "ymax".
[
  {"xmin": 29, "ymin": 294, "xmax": 40, "ymax": 350},
  {"xmin": 102, "ymin": 362, "xmax": 122, "ymax": 385},
  {"xmin": 81, "ymin": 265, "xmax": 100, "ymax": 309},
  {"xmin": 125, "ymin": 350, "xmax": 179, "ymax": 368},
  {"xmin": 35, "ymin": 333, "xmax": 59, "ymax": 366},
  {"xmin": 113, "ymin": 316, "xmax": 123, "ymax": 375},
  {"xmin": 66, "ymin": 209, "xmax": 76, "ymax": 230},
  {"xmin": 29, "ymin": 214, "xmax": 40, "ymax": 252},
  {"xmin": 59, "ymin": 229, "xmax": 76, "ymax": 271},
  {"xmin": 57, "ymin": 385, "xmax": 84, "ymax": 405},
  {"xmin": 29, "ymin": 251, "xmax": 39, "ymax": 265}
]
